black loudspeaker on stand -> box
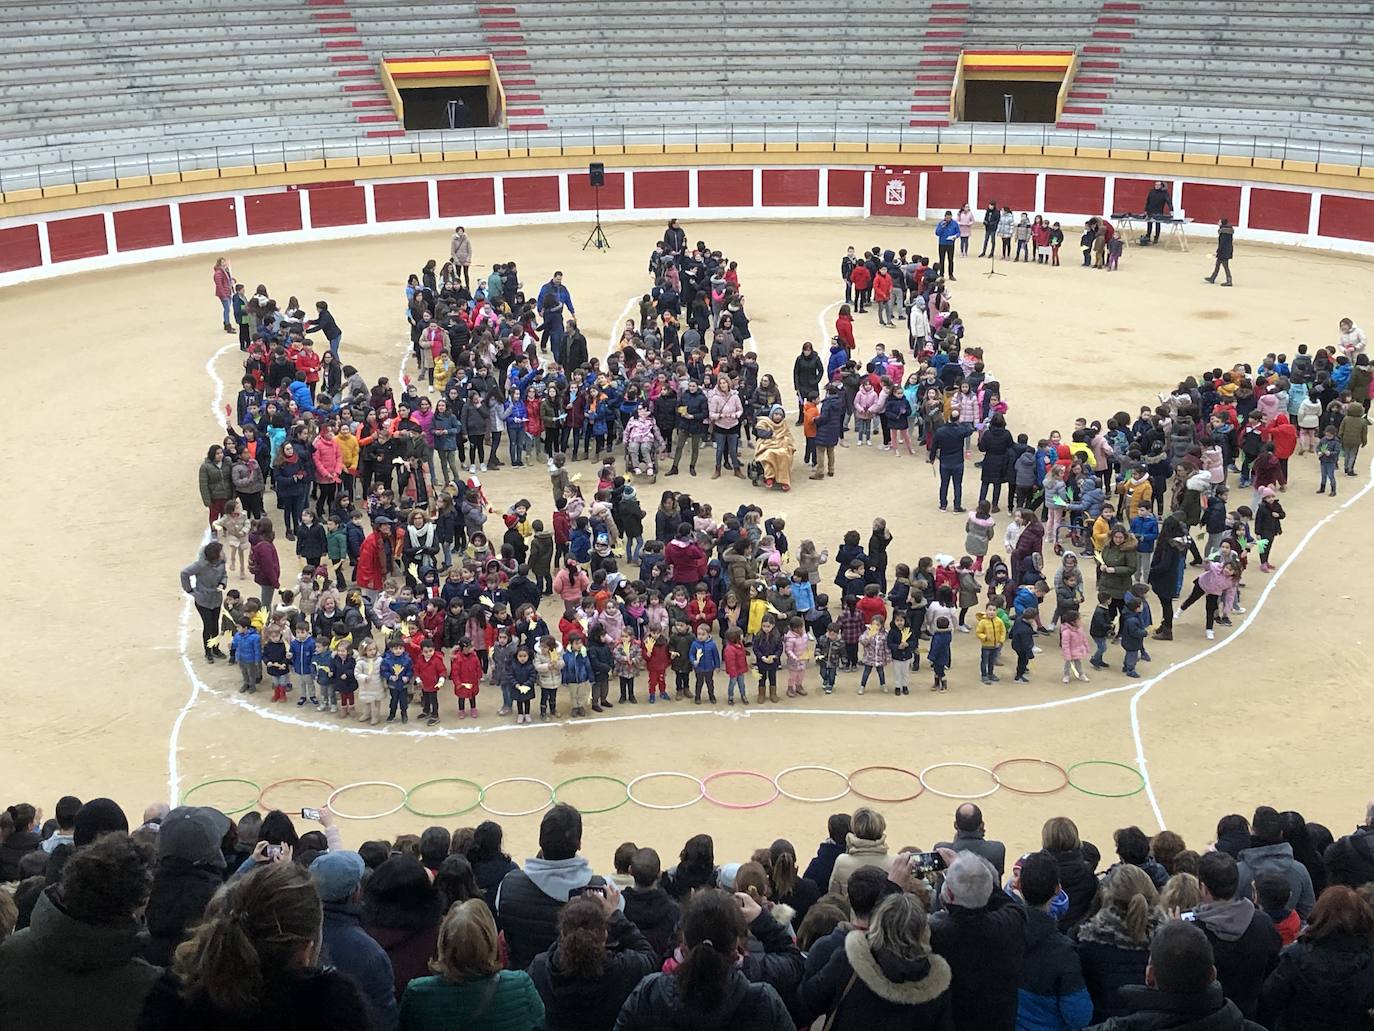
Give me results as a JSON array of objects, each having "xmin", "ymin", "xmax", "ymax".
[{"xmin": 583, "ymin": 162, "xmax": 610, "ymax": 251}]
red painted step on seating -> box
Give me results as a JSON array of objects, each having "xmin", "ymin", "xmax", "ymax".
[
  {"xmin": 505, "ymin": 93, "xmax": 540, "ymax": 102},
  {"xmin": 507, "ymin": 123, "xmax": 550, "ymax": 131},
  {"xmin": 1057, "ymin": 121, "xmax": 1098, "ymax": 130},
  {"xmin": 366, "ymin": 130, "xmax": 407, "ymax": 138},
  {"xmin": 343, "ymin": 83, "xmax": 385, "ymax": 92},
  {"xmin": 496, "ymin": 62, "xmax": 531, "ymax": 71},
  {"xmin": 488, "ymin": 34, "xmax": 525, "ymax": 43},
  {"xmin": 502, "ymin": 78, "xmax": 536, "ymax": 86},
  {"xmin": 324, "ymin": 39, "xmax": 363, "ymax": 49},
  {"xmin": 929, "ymin": 15, "xmax": 968, "ymax": 23},
  {"xmin": 330, "ymin": 54, "xmax": 368, "ymax": 63},
  {"xmin": 909, "ymin": 119, "xmax": 951, "ymax": 127},
  {"xmin": 351, "ymin": 98, "xmax": 391, "ymax": 108},
  {"xmin": 477, "ymin": 5, "xmax": 516, "ymax": 12},
  {"xmin": 1102, "ymin": 1, "xmax": 1141, "ymax": 9},
  {"xmin": 311, "ymin": 11, "xmax": 350, "ymax": 19},
  {"xmin": 1083, "ymin": 44, "xmax": 1122, "ymax": 53},
  {"xmin": 336, "ymin": 68, "xmax": 376, "ymax": 77},
  {"xmin": 357, "ymin": 113, "xmax": 399, "ymax": 123},
  {"xmin": 1081, "ymin": 60, "xmax": 1120, "ymax": 69},
  {"xmin": 317, "ymin": 25, "xmax": 358, "ymax": 34},
  {"xmin": 1076, "ymin": 74, "xmax": 1116, "ymax": 83},
  {"xmin": 1091, "ymin": 30, "xmax": 1133, "ymax": 39},
  {"xmin": 1068, "ymin": 91, "xmax": 1109, "ymax": 100},
  {"xmin": 913, "ymin": 88, "xmax": 949, "ymax": 96},
  {"xmin": 1098, "ymin": 15, "xmax": 1137, "ymax": 25},
  {"xmin": 505, "ymin": 107, "xmax": 545, "ymax": 117},
  {"xmin": 1062, "ymin": 106, "xmax": 1104, "ymax": 115},
  {"xmin": 916, "ymin": 73, "xmax": 953, "ymax": 81},
  {"xmin": 307, "ymin": 0, "xmax": 344, "ymax": 5},
  {"xmin": 480, "ymin": 20, "xmax": 520, "ymax": 28}
]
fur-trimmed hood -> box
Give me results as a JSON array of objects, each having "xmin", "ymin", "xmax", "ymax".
[
  {"xmin": 1073, "ymin": 906, "xmax": 1165, "ymax": 950},
  {"xmin": 844, "ymin": 929, "xmax": 951, "ymax": 1006}
]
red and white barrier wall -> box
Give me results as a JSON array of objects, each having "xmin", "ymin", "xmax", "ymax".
[{"xmin": 2, "ymin": 163, "xmax": 1373, "ymax": 285}]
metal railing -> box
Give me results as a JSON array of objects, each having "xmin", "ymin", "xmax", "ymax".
[{"xmin": 2, "ymin": 120, "xmax": 1369, "ymax": 195}]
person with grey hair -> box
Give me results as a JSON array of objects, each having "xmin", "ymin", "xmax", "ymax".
[
  {"xmin": 798, "ymin": 892, "xmax": 953, "ymax": 1030},
  {"xmin": 930, "ymin": 850, "xmax": 1026, "ymax": 1030},
  {"xmin": 828, "ymin": 807, "xmax": 890, "ymax": 898}
]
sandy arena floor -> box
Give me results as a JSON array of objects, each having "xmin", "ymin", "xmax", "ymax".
[{"xmin": 3, "ymin": 216, "xmax": 1370, "ymax": 867}]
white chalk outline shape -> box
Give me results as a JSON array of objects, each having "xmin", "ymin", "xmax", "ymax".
[
  {"xmin": 326, "ymin": 780, "xmax": 408, "ymax": 820},
  {"xmin": 919, "ymin": 761, "xmax": 1001, "ymax": 800},
  {"xmin": 773, "ymin": 764, "xmax": 853, "ymax": 804},
  {"xmin": 479, "ymin": 776, "xmax": 555, "ymax": 818}
]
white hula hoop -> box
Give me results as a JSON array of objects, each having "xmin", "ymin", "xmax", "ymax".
[
  {"xmin": 325, "ymin": 781, "xmax": 408, "ymax": 820},
  {"xmin": 918, "ymin": 762, "xmax": 1001, "ymax": 800},
  {"xmin": 480, "ymin": 777, "xmax": 555, "ymax": 818},
  {"xmin": 626, "ymin": 771, "xmax": 707, "ymax": 811},
  {"xmin": 773, "ymin": 764, "xmax": 852, "ymax": 804}
]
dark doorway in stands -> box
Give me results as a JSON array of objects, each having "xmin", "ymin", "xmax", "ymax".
[
  {"xmin": 399, "ymin": 86, "xmax": 493, "ymax": 129},
  {"xmin": 964, "ymin": 80, "xmax": 1059, "ymax": 123}
]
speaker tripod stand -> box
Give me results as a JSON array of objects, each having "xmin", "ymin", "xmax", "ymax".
[{"xmin": 582, "ymin": 184, "xmax": 610, "ymax": 251}]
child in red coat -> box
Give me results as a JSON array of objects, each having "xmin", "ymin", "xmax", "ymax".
[
  {"xmin": 855, "ymin": 584, "xmax": 887, "ymax": 626},
  {"xmin": 722, "ymin": 628, "xmax": 750, "ymax": 706},
  {"xmin": 412, "ymin": 639, "xmax": 447, "ymax": 726},
  {"xmin": 643, "ymin": 634, "xmax": 672, "ymax": 702},
  {"xmin": 450, "ymin": 638, "xmax": 484, "ymax": 718},
  {"xmin": 686, "ymin": 585, "xmax": 717, "ymax": 633}
]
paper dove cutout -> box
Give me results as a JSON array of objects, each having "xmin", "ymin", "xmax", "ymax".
[{"xmin": 570, "ymin": 473, "xmax": 583, "ymax": 483}]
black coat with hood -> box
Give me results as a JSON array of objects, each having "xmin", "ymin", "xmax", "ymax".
[
  {"xmin": 1191, "ymin": 899, "xmax": 1279, "ymax": 1019},
  {"xmin": 529, "ymin": 911, "xmax": 656, "ymax": 1031},
  {"xmin": 612, "ymin": 968, "xmax": 793, "ymax": 1031},
  {"xmin": 1052, "ymin": 847, "xmax": 1101, "ymax": 932},
  {"xmin": 141, "ymin": 860, "xmax": 224, "ymax": 967},
  {"xmin": 1089, "ymin": 982, "xmax": 1264, "ymax": 1031},
  {"xmin": 622, "ymin": 885, "xmax": 680, "ymax": 961},
  {"xmin": 929, "ymin": 887, "xmax": 1026, "ymax": 1030},
  {"xmin": 797, "ymin": 929, "xmax": 954, "ymax": 1031},
  {"xmin": 1258, "ymin": 933, "xmax": 1374, "ymax": 1031},
  {"xmin": 1323, "ymin": 824, "xmax": 1374, "ymax": 889}
]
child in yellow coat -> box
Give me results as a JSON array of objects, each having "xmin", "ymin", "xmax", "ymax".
[{"xmin": 975, "ymin": 603, "xmax": 1007, "ymax": 684}]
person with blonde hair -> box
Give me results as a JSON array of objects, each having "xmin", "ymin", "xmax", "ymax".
[
  {"xmin": 136, "ymin": 860, "xmax": 372, "ymax": 1030},
  {"xmin": 1159, "ymin": 872, "xmax": 1202, "ymax": 915},
  {"xmin": 399, "ymin": 898, "xmax": 543, "ymax": 1031},
  {"xmin": 798, "ymin": 892, "xmax": 953, "ymax": 1030},
  {"xmin": 1072, "ymin": 863, "xmax": 1165, "ymax": 1022},
  {"xmin": 828, "ymin": 807, "xmax": 890, "ymax": 897}
]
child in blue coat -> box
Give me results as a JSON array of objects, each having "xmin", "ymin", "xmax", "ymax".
[
  {"xmin": 1120, "ymin": 599, "xmax": 1147, "ymax": 677},
  {"xmin": 688, "ymin": 623, "xmax": 721, "ymax": 704},
  {"xmin": 233, "ymin": 618, "xmax": 262, "ymax": 694},
  {"xmin": 928, "ymin": 613, "xmax": 953, "ymax": 692},
  {"xmin": 289, "ymin": 625, "xmax": 318, "ymax": 707},
  {"xmin": 561, "ymin": 633, "xmax": 594, "ymax": 717},
  {"xmin": 382, "ymin": 637, "xmax": 413, "ymax": 724}
]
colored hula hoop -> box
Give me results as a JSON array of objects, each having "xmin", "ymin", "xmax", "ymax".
[
  {"xmin": 990, "ymin": 758, "xmax": 1069, "ymax": 796},
  {"xmin": 326, "ymin": 781, "xmax": 407, "ymax": 820},
  {"xmin": 918, "ymin": 763, "xmax": 1001, "ymax": 800},
  {"xmin": 848, "ymin": 765, "xmax": 925, "ymax": 804},
  {"xmin": 774, "ymin": 765, "xmax": 852, "ymax": 804},
  {"xmin": 1067, "ymin": 760, "xmax": 1147, "ymax": 798},
  {"xmin": 404, "ymin": 778, "xmax": 485, "ymax": 819},
  {"xmin": 552, "ymin": 775, "xmax": 631, "ymax": 814},
  {"xmin": 626, "ymin": 771, "xmax": 707, "ymax": 811},
  {"xmin": 702, "ymin": 770, "xmax": 782, "ymax": 810},
  {"xmin": 182, "ymin": 778, "xmax": 262, "ymax": 816},
  {"xmin": 257, "ymin": 777, "xmax": 337, "ymax": 810},
  {"xmin": 480, "ymin": 777, "xmax": 555, "ymax": 818}
]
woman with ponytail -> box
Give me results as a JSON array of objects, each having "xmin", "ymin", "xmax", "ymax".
[
  {"xmin": 1071, "ymin": 863, "xmax": 1165, "ymax": 1022},
  {"xmin": 528, "ymin": 885, "xmax": 655, "ymax": 1031},
  {"xmin": 768, "ymin": 839, "xmax": 820, "ymax": 928},
  {"xmin": 614, "ymin": 889, "xmax": 794, "ymax": 1031},
  {"xmin": 137, "ymin": 861, "xmax": 373, "ymax": 1031}
]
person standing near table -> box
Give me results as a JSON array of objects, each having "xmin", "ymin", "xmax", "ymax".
[
  {"xmin": 936, "ymin": 210, "xmax": 961, "ymax": 281},
  {"xmin": 1143, "ymin": 180, "xmax": 1172, "ymax": 245},
  {"xmin": 1205, "ymin": 219, "xmax": 1235, "ymax": 287}
]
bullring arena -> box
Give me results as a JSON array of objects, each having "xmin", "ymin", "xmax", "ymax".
[{"xmin": 4, "ymin": 2, "xmax": 1374, "ymax": 1023}]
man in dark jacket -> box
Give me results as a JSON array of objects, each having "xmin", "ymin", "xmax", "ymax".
[
  {"xmin": 792, "ymin": 344, "xmax": 825, "ymax": 424},
  {"xmin": 804, "ymin": 864, "xmax": 897, "ymax": 977},
  {"xmin": 809, "ymin": 384, "xmax": 845, "ymax": 480},
  {"xmin": 305, "ymin": 300, "xmax": 343, "ymax": 356},
  {"xmin": 0, "ymin": 834, "xmax": 161, "ymax": 1031},
  {"xmin": 142, "ymin": 806, "xmax": 230, "ymax": 967},
  {"xmin": 495, "ymin": 804, "xmax": 620, "ymax": 969},
  {"xmin": 1016, "ymin": 851, "xmax": 1093, "ymax": 1031},
  {"xmin": 1236, "ymin": 806, "xmax": 1315, "ymax": 919},
  {"xmin": 622, "ymin": 848, "xmax": 680, "ymax": 961},
  {"xmin": 667, "ymin": 379, "xmax": 709, "ymax": 476},
  {"xmin": 1204, "ymin": 219, "xmax": 1235, "ymax": 287},
  {"xmin": 1142, "ymin": 181, "xmax": 1172, "ymax": 245},
  {"xmin": 930, "ymin": 850, "xmax": 1026, "ymax": 1030},
  {"xmin": 563, "ymin": 318, "xmax": 588, "ymax": 371},
  {"xmin": 1192, "ymin": 852, "xmax": 1280, "ymax": 1020},
  {"xmin": 934, "ymin": 804, "xmax": 1007, "ymax": 879},
  {"xmin": 1086, "ymin": 920, "xmax": 1265, "ymax": 1030},
  {"xmin": 1323, "ymin": 800, "xmax": 1374, "ymax": 889},
  {"xmin": 314, "ymin": 850, "xmax": 399, "ymax": 1031},
  {"xmin": 928, "ymin": 421, "xmax": 976, "ymax": 511}
]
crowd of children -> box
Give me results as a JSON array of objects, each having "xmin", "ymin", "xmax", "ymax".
[{"xmin": 193, "ymin": 232, "xmax": 1372, "ymax": 725}]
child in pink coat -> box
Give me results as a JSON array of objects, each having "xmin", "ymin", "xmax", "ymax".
[
  {"xmin": 1058, "ymin": 610, "xmax": 1091, "ymax": 684},
  {"xmin": 783, "ymin": 616, "xmax": 810, "ymax": 697}
]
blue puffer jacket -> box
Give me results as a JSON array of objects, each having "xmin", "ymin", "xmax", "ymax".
[
  {"xmin": 561, "ymin": 647, "xmax": 593, "ymax": 683},
  {"xmin": 935, "ymin": 218, "xmax": 962, "ymax": 246},
  {"xmin": 813, "ymin": 393, "xmax": 846, "ymax": 447},
  {"xmin": 1129, "ymin": 513, "xmax": 1159, "ymax": 554}
]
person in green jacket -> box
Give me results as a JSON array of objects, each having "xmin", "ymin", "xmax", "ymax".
[{"xmin": 400, "ymin": 898, "xmax": 544, "ymax": 1031}]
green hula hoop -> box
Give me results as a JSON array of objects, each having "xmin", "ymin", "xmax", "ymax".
[
  {"xmin": 404, "ymin": 778, "xmax": 486, "ymax": 819},
  {"xmin": 1066, "ymin": 760, "xmax": 1147, "ymax": 798},
  {"xmin": 552, "ymin": 775, "xmax": 632, "ymax": 814},
  {"xmin": 182, "ymin": 778, "xmax": 263, "ymax": 816}
]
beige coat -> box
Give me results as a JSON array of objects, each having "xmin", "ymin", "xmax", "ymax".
[{"xmin": 828, "ymin": 833, "xmax": 891, "ymax": 896}]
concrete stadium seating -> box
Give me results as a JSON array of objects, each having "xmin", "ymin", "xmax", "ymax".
[{"xmin": 1, "ymin": 0, "xmax": 1372, "ymax": 191}]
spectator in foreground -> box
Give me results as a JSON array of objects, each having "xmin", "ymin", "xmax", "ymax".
[
  {"xmin": 802, "ymin": 813, "xmax": 851, "ymax": 889},
  {"xmin": 142, "ymin": 806, "xmax": 231, "ymax": 967},
  {"xmin": 1015, "ymin": 850, "xmax": 1093, "ymax": 1031},
  {"xmin": 399, "ymin": 898, "xmax": 543, "ymax": 1031},
  {"xmin": 934, "ymin": 803, "xmax": 1007, "ymax": 879},
  {"xmin": 1191, "ymin": 852, "xmax": 1280, "ymax": 1019},
  {"xmin": 1258, "ymin": 885, "xmax": 1374, "ymax": 1030},
  {"xmin": 363, "ymin": 855, "xmax": 443, "ymax": 1000},
  {"xmin": 797, "ymin": 892, "xmax": 953, "ymax": 1030},
  {"xmin": 828, "ymin": 807, "xmax": 890, "ymax": 897},
  {"xmin": 621, "ymin": 847, "xmax": 680, "ymax": 961},
  {"xmin": 1322, "ymin": 798, "xmax": 1374, "ymax": 889},
  {"xmin": 1042, "ymin": 817, "xmax": 1099, "ymax": 932},
  {"xmin": 528, "ymin": 886, "xmax": 656, "ymax": 1031},
  {"xmin": 1237, "ymin": 806, "xmax": 1316, "ymax": 920},
  {"xmin": 314, "ymin": 850, "xmax": 399, "ymax": 1031},
  {"xmin": 138, "ymin": 860, "xmax": 374, "ymax": 1030},
  {"xmin": 613, "ymin": 888, "xmax": 795, "ymax": 1031},
  {"xmin": 1073, "ymin": 865, "xmax": 1164, "ymax": 1022},
  {"xmin": 930, "ymin": 850, "xmax": 1027, "ymax": 1031},
  {"xmin": 1085, "ymin": 920, "xmax": 1264, "ymax": 1030},
  {"xmin": 0, "ymin": 834, "xmax": 160, "ymax": 1031}
]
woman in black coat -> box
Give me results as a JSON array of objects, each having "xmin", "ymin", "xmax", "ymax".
[
  {"xmin": 529, "ymin": 890, "xmax": 656, "ymax": 1031},
  {"xmin": 792, "ymin": 343, "xmax": 824, "ymax": 424},
  {"xmin": 467, "ymin": 821, "xmax": 519, "ymax": 912},
  {"xmin": 797, "ymin": 893, "xmax": 953, "ymax": 1031},
  {"xmin": 977, "ymin": 414, "xmax": 1015, "ymax": 511},
  {"xmin": 1042, "ymin": 817, "xmax": 1099, "ymax": 933},
  {"xmin": 1259, "ymin": 885, "xmax": 1374, "ymax": 1031}
]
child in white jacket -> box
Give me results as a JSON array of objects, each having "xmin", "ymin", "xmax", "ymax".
[
  {"xmin": 1297, "ymin": 396, "xmax": 1323, "ymax": 453},
  {"xmin": 355, "ymin": 640, "xmax": 384, "ymax": 725}
]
